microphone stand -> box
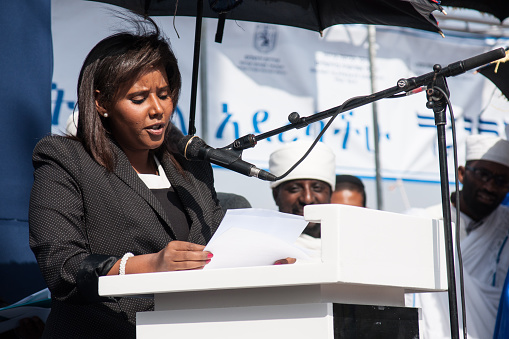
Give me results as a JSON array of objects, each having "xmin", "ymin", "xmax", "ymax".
[
  {"xmin": 230, "ymin": 71, "xmax": 458, "ymax": 339},
  {"xmin": 425, "ymin": 67, "xmax": 460, "ymax": 339},
  {"xmin": 221, "ymin": 48, "xmax": 505, "ymax": 339}
]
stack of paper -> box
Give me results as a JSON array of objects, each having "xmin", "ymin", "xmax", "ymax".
[
  {"xmin": 0, "ymin": 288, "xmax": 51, "ymax": 333},
  {"xmin": 204, "ymin": 209, "xmax": 311, "ymax": 269}
]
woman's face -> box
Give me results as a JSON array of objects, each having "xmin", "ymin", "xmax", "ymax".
[{"xmin": 104, "ymin": 65, "xmax": 173, "ymax": 155}]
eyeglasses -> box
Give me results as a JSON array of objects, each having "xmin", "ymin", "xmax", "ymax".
[{"xmin": 465, "ymin": 166, "xmax": 509, "ymax": 188}]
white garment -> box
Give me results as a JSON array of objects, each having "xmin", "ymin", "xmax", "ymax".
[
  {"xmin": 294, "ymin": 234, "xmax": 322, "ymax": 263},
  {"xmin": 137, "ymin": 156, "xmax": 171, "ymax": 189},
  {"xmin": 295, "ymin": 234, "xmax": 321, "ymax": 256},
  {"xmin": 406, "ymin": 204, "xmax": 509, "ymax": 339},
  {"xmin": 422, "ymin": 203, "xmax": 469, "ymax": 241}
]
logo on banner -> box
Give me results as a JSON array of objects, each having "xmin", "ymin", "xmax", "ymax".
[{"xmin": 254, "ymin": 25, "xmax": 277, "ymax": 53}]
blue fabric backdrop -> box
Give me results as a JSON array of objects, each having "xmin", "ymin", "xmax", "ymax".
[
  {"xmin": 493, "ymin": 270, "xmax": 509, "ymax": 338},
  {"xmin": 502, "ymin": 193, "xmax": 509, "ymax": 206},
  {"xmin": 0, "ymin": 0, "xmax": 52, "ymax": 304}
]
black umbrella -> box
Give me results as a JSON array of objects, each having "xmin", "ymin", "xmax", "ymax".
[
  {"xmin": 441, "ymin": 0, "xmax": 509, "ymax": 22},
  {"xmin": 91, "ymin": 0, "xmax": 444, "ymax": 34},
  {"xmin": 88, "ymin": 0, "xmax": 446, "ymax": 134},
  {"xmin": 476, "ymin": 49, "xmax": 509, "ymax": 100}
]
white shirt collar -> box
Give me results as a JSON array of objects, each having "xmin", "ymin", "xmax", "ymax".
[{"xmin": 137, "ymin": 155, "xmax": 171, "ymax": 189}]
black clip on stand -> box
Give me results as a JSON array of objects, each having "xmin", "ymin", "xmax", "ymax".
[{"xmin": 221, "ymin": 48, "xmax": 505, "ymax": 339}]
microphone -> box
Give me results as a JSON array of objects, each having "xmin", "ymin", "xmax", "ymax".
[
  {"xmin": 397, "ymin": 47, "xmax": 507, "ymax": 92},
  {"xmin": 177, "ymin": 135, "xmax": 277, "ymax": 182},
  {"xmin": 442, "ymin": 47, "xmax": 506, "ymax": 77}
]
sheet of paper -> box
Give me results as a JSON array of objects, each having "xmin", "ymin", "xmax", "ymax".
[
  {"xmin": 0, "ymin": 288, "xmax": 51, "ymax": 333},
  {"xmin": 204, "ymin": 208, "xmax": 310, "ymax": 269}
]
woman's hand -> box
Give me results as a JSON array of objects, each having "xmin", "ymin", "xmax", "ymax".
[
  {"xmin": 108, "ymin": 241, "xmax": 213, "ymax": 275},
  {"xmin": 273, "ymin": 257, "xmax": 296, "ymax": 265},
  {"xmin": 154, "ymin": 241, "xmax": 213, "ymax": 271}
]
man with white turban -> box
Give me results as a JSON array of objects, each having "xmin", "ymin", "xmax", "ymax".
[
  {"xmin": 408, "ymin": 134, "xmax": 509, "ymax": 339},
  {"xmin": 271, "ymin": 141, "xmax": 418, "ymax": 336},
  {"xmin": 269, "ymin": 140, "xmax": 336, "ymax": 256}
]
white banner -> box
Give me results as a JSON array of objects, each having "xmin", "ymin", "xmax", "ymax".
[
  {"xmin": 204, "ymin": 21, "xmax": 509, "ymax": 182},
  {"xmin": 52, "ymin": 1, "xmax": 509, "ymax": 184}
]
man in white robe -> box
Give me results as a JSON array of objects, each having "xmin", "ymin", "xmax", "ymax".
[
  {"xmin": 407, "ymin": 134, "xmax": 509, "ymax": 339},
  {"xmin": 268, "ymin": 141, "xmax": 336, "ymax": 258},
  {"xmin": 271, "ymin": 141, "xmax": 419, "ymax": 337}
]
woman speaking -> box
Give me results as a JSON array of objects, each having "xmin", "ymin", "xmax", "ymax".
[{"xmin": 29, "ymin": 15, "xmax": 224, "ymax": 338}]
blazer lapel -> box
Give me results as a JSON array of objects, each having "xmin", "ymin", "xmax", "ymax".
[
  {"xmin": 111, "ymin": 143, "xmax": 177, "ymax": 238},
  {"xmin": 160, "ymin": 154, "xmax": 211, "ymax": 245}
]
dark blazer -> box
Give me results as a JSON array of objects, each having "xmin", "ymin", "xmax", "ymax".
[
  {"xmin": 29, "ymin": 135, "xmax": 224, "ymax": 338},
  {"xmin": 217, "ymin": 192, "xmax": 252, "ymax": 212}
]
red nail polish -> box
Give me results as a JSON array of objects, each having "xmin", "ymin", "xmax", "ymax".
[
  {"xmin": 206, "ymin": 259, "xmax": 211, "ymax": 264},
  {"xmin": 274, "ymin": 261, "xmax": 282, "ymax": 265},
  {"xmin": 207, "ymin": 253, "xmax": 213, "ymax": 259}
]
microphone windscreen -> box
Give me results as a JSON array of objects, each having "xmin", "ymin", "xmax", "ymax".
[{"xmin": 177, "ymin": 135, "xmax": 206, "ymax": 159}]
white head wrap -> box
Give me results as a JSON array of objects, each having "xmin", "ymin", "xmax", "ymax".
[
  {"xmin": 465, "ymin": 134, "xmax": 509, "ymax": 168},
  {"xmin": 269, "ymin": 141, "xmax": 336, "ymax": 189},
  {"xmin": 65, "ymin": 111, "xmax": 79, "ymax": 136}
]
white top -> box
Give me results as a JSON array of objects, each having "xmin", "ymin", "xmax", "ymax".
[
  {"xmin": 137, "ymin": 156, "xmax": 171, "ymax": 189},
  {"xmin": 294, "ymin": 233, "xmax": 322, "ymax": 262},
  {"xmin": 406, "ymin": 204, "xmax": 509, "ymax": 339}
]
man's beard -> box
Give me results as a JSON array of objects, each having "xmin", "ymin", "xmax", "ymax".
[{"xmin": 461, "ymin": 179, "xmax": 503, "ymax": 220}]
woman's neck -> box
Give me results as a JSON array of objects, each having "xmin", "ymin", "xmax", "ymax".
[{"xmin": 125, "ymin": 150, "xmax": 158, "ymax": 175}]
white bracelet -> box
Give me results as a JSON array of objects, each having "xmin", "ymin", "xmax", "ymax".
[{"xmin": 119, "ymin": 252, "xmax": 134, "ymax": 275}]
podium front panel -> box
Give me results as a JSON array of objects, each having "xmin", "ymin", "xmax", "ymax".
[{"xmin": 137, "ymin": 303, "xmax": 334, "ymax": 339}]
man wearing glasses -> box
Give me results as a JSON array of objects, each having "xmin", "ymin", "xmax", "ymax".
[
  {"xmin": 409, "ymin": 134, "xmax": 509, "ymax": 339},
  {"xmin": 457, "ymin": 138, "xmax": 509, "ymax": 238},
  {"xmin": 268, "ymin": 140, "xmax": 336, "ymax": 255}
]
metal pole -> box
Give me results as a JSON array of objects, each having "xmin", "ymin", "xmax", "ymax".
[
  {"xmin": 368, "ymin": 25, "xmax": 383, "ymax": 210},
  {"xmin": 428, "ymin": 77, "xmax": 460, "ymax": 339},
  {"xmin": 199, "ymin": 19, "xmax": 209, "ymax": 141},
  {"xmin": 188, "ymin": 0, "xmax": 203, "ymax": 136}
]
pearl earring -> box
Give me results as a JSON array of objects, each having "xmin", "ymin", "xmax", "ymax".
[{"xmin": 103, "ymin": 112, "xmax": 109, "ymax": 118}]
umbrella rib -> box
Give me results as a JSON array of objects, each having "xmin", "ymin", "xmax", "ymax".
[{"xmin": 188, "ymin": 0, "xmax": 204, "ymax": 136}]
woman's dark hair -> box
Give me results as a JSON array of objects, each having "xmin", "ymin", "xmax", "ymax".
[{"xmin": 75, "ymin": 15, "xmax": 181, "ymax": 171}]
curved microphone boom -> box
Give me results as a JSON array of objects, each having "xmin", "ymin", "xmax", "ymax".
[{"xmin": 177, "ymin": 135, "xmax": 277, "ymax": 182}]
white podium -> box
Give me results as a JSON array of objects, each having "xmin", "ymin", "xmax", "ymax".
[{"xmin": 99, "ymin": 204, "xmax": 447, "ymax": 338}]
